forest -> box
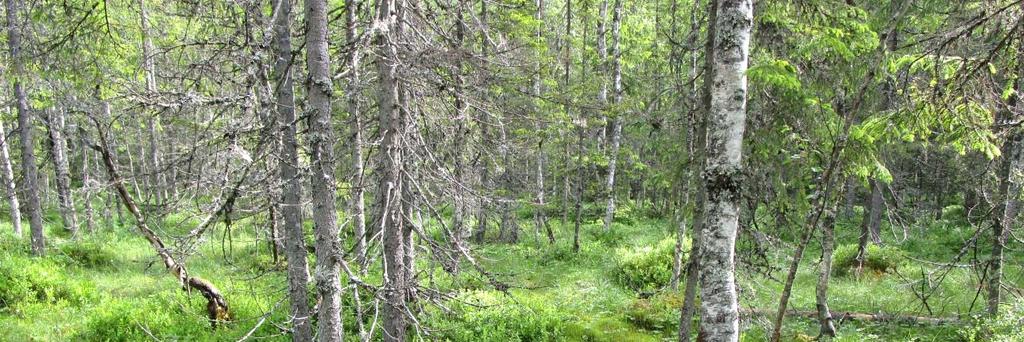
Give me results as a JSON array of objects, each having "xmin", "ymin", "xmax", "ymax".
[{"xmin": 0, "ymin": 0, "xmax": 1022, "ymax": 340}]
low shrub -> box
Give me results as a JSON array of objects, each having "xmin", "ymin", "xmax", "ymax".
[
  {"xmin": 832, "ymin": 243, "xmax": 903, "ymax": 276},
  {"xmin": 0, "ymin": 254, "xmax": 95, "ymax": 309},
  {"xmin": 959, "ymin": 299, "xmax": 1024, "ymax": 342},
  {"xmin": 612, "ymin": 237, "xmax": 687, "ymax": 292},
  {"xmin": 588, "ymin": 225, "xmax": 628, "ymax": 246},
  {"xmin": 624, "ymin": 291, "xmax": 683, "ymax": 331},
  {"xmin": 430, "ymin": 290, "xmax": 583, "ymax": 341},
  {"xmin": 57, "ymin": 241, "xmax": 117, "ymax": 268}
]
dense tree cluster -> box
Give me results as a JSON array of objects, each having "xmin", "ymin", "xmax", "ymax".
[{"xmin": 1, "ymin": 0, "xmax": 1021, "ymax": 340}]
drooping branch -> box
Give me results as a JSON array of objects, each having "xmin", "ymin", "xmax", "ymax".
[{"xmin": 85, "ymin": 115, "xmax": 230, "ymax": 328}]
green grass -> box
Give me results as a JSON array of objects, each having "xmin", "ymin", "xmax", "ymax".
[{"xmin": 0, "ymin": 206, "xmax": 1020, "ymax": 341}]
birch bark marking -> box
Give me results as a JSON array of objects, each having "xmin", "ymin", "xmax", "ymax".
[{"xmin": 698, "ymin": 0, "xmax": 752, "ymax": 340}]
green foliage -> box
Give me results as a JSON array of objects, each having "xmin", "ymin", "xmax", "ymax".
[
  {"xmin": 832, "ymin": 243, "xmax": 904, "ymax": 276},
  {"xmin": 429, "ymin": 290, "xmax": 583, "ymax": 342},
  {"xmin": 959, "ymin": 299, "xmax": 1024, "ymax": 342},
  {"xmin": 624, "ymin": 291, "xmax": 682, "ymax": 331},
  {"xmin": 612, "ymin": 237, "xmax": 686, "ymax": 292},
  {"xmin": 56, "ymin": 241, "xmax": 117, "ymax": 268},
  {"xmin": 0, "ymin": 254, "xmax": 95, "ymax": 309}
]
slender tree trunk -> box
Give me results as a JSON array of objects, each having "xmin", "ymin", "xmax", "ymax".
[
  {"xmin": 533, "ymin": 0, "xmax": 552, "ymax": 244},
  {"xmin": 680, "ymin": 0, "xmax": 716, "ymax": 339},
  {"xmin": 0, "ymin": 119, "xmax": 22, "ymax": 236},
  {"xmin": 80, "ymin": 136, "xmax": 95, "ymax": 233},
  {"xmin": 47, "ymin": 108, "xmax": 79, "ymax": 236},
  {"xmin": 473, "ymin": 0, "xmax": 491, "ymax": 244},
  {"xmin": 138, "ymin": 0, "xmax": 164, "ymax": 205},
  {"xmin": 595, "ymin": 0, "xmax": 609, "ymax": 148},
  {"xmin": 5, "ymin": 0, "xmax": 45, "ymax": 255},
  {"xmin": 989, "ymin": 48, "xmax": 1023, "ymax": 316},
  {"xmin": 698, "ymin": 0, "xmax": 753, "ymax": 340},
  {"xmin": 346, "ymin": 0, "xmax": 368, "ymax": 273},
  {"xmin": 345, "ymin": 0, "xmax": 368, "ymax": 339},
  {"xmin": 856, "ymin": 178, "xmax": 883, "ymax": 271},
  {"xmin": 816, "ymin": 202, "xmax": 838, "ymax": 337},
  {"xmin": 602, "ymin": 0, "xmax": 624, "ymax": 232},
  {"xmin": 271, "ymin": 0, "xmax": 313, "ymax": 338},
  {"xmin": 375, "ymin": 0, "xmax": 409, "ymax": 339},
  {"xmin": 305, "ymin": 0, "xmax": 344, "ymax": 338}
]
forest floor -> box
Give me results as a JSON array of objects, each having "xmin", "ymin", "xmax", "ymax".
[{"xmin": 0, "ymin": 207, "xmax": 1018, "ymax": 341}]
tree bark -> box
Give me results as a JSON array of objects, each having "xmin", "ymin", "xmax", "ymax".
[
  {"xmin": 47, "ymin": 108, "xmax": 79, "ymax": 237},
  {"xmin": 305, "ymin": 0, "xmax": 344, "ymax": 337},
  {"xmin": 816, "ymin": 203, "xmax": 838, "ymax": 337},
  {"xmin": 346, "ymin": 0, "xmax": 368, "ymax": 273},
  {"xmin": 989, "ymin": 44, "xmax": 1023, "ymax": 316},
  {"xmin": 698, "ymin": 0, "xmax": 753, "ymax": 340},
  {"xmin": 345, "ymin": 0, "xmax": 368, "ymax": 339},
  {"xmin": 679, "ymin": 0, "xmax": 716, "ymax": 339},
  {"xmin": 5, "ymin": 0, "xmax": 45, "ymax": 255},
  {"xmin": 138, "ymin": 0, "xmax": 164, "ymax": 205},
  {"xmin": 271, "ymin": 0, "xmax": 313, "ymax": 338},
  {"xmin": 0, "ymin": 119, "xmax": 22, "ymax": 236},
  {"xmin": 602, "ymin": 0, "xmax": 624, "ymax": 232},
  {"xmin": 374, "ymin": 0, "xmax": 409, "ymax": 339}
]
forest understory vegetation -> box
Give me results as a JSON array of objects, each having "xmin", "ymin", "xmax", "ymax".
[
  {"xmin": 1, "ymin": 203, "xmax": 1023, "ymax": 341},
  {"xmin": 1, "ymin": 0, "xmax": 1023, "ymax": 340}
]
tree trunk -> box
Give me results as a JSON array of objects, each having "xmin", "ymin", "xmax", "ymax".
[
  {"xmin": 816, "ymin": 203, "xmax": 838, "ymax": 337},
  {"xmin": 271, "ymin": 0, "xmax": 313, "ymax": 338},
  {"xmin": 989, "ymin": 48, "xmax": 1023, "ymax": 316},
  {"xmin": 90, "ymin": 118, "xmax": 229, "ymax": 328},
  {"xmin": 602, "ymin": 0, "xmax": 624, "ymax": 232},
  {"xmin": 698, "ymin": 0, "xmax": 753, "ymax": 340},
  {"xmin": 345, "ymin": 0, "xmax": 368, "ymax": 339},
  {"xmin": 5, "ymin": 0, "xmax": 45, "ymax": 255},
  {"xmin": 138, "ymin": 0, "xmax": 164, "ymax": 205},
  {"xmin": 346, "ymin": 0, "xmax": 368, "ymax": 273},
  {"xmin": 304, "ymin": 0, "xmax": 344, "ymax": 338},
  {"xmin": 0, "ymin": 119, "xmax": 22, "ymax": 236},
  {"xmin": 375, "ymin": 0, "xmax": 409, "ymax": 339},
  {"xmin": 47, "ymin": 108, "xmax": 79, "ymax": 237},
  {"xmin": 679, "ymin": 0, "xmax": 716, "ymax": 339}
]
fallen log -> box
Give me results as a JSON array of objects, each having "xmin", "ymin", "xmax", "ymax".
[
  {"xmin": 87, "ymin": 115, "xmax": 229, "ymax": 328},
  {"xmin": 743, "ymin": 309, "xmax": 960, "ymax": 325}
]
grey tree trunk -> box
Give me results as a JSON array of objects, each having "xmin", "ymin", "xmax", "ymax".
[
  {"xmin": 602, "ymin": 0, "xmax": 624, "ymax": 232},
  {"xmin": 533, "ymin": 0, "xmax": 551, "ymax": 244},
  {"xmin": 989, "ymin": 56, "xmax": 1023, "ymax": 316},
  {"xmin": 47, "ymin": 108, "xmax": 79, "ymax": 237},
  {"xmin": 304, "ymin": 0, "xmax": 344, "ymax": 338},
  {"xmin": 138, "ymin": 0, "xmax": 164, "ymax": 204},
  {"xmin": 374, "ymin": 0, "xmax": 409, "ymax": 339},
  {"xmin": 595, "ymin": 0, "xmax": 609, "ymax": 148},
  {"xmin": 816, "ymin": 203, "xmax": 838, "ymax": 337},
  {"xmin": 5, "ymin": 0, "xmax": 45, "ymax": 255},
  {"xmin": 0, "ymin": 119, "xmax": 22, "ymax": 236},
  {"xmin": 679, "ymin": 0, "xmax": 716, "ymax": 339},
  {"xmin": 698, "ymin": 0, "xmax": 752, "ymax": 340},
  {"xmin": 346, "ymin": 0, "xmax": 368, "ymax": 272},
  {"xmin": 345, "ymin": 0, "xmax": 368, "ymax": 339},
  {"xmin": 271, "ymin": 0, "xmax": 313, "ymax": 339},
  {"xmin": 80, "ymin": 129, "xmax": 95, "ymax": 233}
]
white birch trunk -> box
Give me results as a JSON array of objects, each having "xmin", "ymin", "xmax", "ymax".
[{"xmin": 698, "ymin": 0, "xmax": 752, "ymax": 340}]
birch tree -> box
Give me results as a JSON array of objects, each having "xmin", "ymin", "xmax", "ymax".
[{"xmin": 698, "ymin": 0, "xmax": 753, "ymax": 340}]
